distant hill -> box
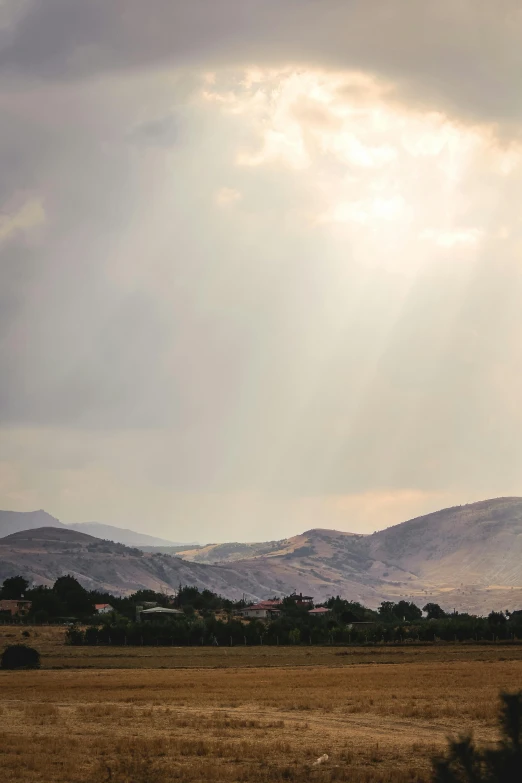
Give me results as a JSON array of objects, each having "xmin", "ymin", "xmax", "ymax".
[
  {"xmin": 166, "ymin": 528, "xmax": 368, "ymax": 564},
  {"xmin": 0, "ymin": 526, "xmax": 274, "ymax": 601},
  {"xmin": 0, "ymin": 510, "xmax": 186, "ymax": 548},
  {"xmin": 3, "ymin": 499, "xmax": 522, "ymax": 612},
  {"xmin": 1, "ymin": 527, "xmax": 97, "ymax": 545},
  {"xmin": 67, "ymin": 522, "xmax": 184, "ymax": 547},
  {"xmin": 0, "ymin": 510, "xmax": 64, "ymax": 537}
]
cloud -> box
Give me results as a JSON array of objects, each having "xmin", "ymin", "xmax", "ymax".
[
  {"xmin": 1, "ymin": 1, "xmax": 521, "ymax": 133},
  {"xmin": 0, "ymin": 198, "xmax": 45, "ymax": 243},
  {"xmin": 128, "ymin": 113, "xmax": 179, "ymax": 147},
  {"xmin": 1, "ymin": 8, "xmax": 522, "ymax": 539},
  {"xmin": 421, "ymin": 228, "xmax": 483, "ymax": 248},
  {"xmin": 203, "ymin": 67, "xmax": 521, "ymax": 270},
  {"xmin": 215, "ymin": 187, "xmax": 242, "ymax": 207}
]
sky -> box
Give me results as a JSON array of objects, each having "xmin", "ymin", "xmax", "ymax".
[{"xmin": 1, "ymin": 1, "xmax": 522, "ymax": 544}]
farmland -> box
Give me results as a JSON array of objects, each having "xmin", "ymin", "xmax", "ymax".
[{"xmin": 1, "ymin": 628, "xmax": 522, "ymax": 782}]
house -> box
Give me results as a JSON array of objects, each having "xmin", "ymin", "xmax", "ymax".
[
  {"xmin": 238, "ymin": 600, "xmax": 282, "ymax": 619},
  {"xmin": 294, "ymin": 593, "xmax": 313, "ymax": 607},
  {"xmin": 308, "ymin": 607, "xmax": 330, "ymax": 616},
  {"xmin": 0, "ymin": 599, "xmax": 32, "ymax": 617},
  {"xmin": 94, "ymin": 603, "xmax": 114, "ymax": 614}
]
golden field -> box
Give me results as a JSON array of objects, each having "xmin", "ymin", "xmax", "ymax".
[{"xmin": 1, "ymin": 627, "xmax": 522, "ymax": 782}]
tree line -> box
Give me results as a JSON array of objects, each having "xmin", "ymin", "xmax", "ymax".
[{"xmin": 3, "ymin": 575, "xmax": 522, "ymax": 646}]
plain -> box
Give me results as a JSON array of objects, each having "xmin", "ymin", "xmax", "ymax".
[{"xmin": 1, "ymin": 627, "xmax": 522, "ymax": 782}]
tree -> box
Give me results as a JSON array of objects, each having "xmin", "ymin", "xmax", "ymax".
[
  {"xmin": 1, "ymin": 644, "xmax": 40, "ymax": 670},
  {"xmin": 488, "ymin": 611, "xmax": 507, "ymax": 628},
  {"xmin": 288, "ymin": 628, "xmax": 301, "ymax": 645},
  {"xmin": 1, "ymin": 576, "xmax": 29, "ymax": 600},
  {"xmin": 394, "ymin": 600, "xmax": 422, "ymax": 622},
  {"xmin": 53, "ymin": 575, "xmax": 95, "ymax": 617},
  {"xmin": 378, "ymin": 601, "xmax": 396, "ymax": 620},
  {"xmin": 27, "ymin": 585, "xmax": 65, "ymax": 620},
  {"xmin": 379, "ymin": 600, "xmax": 422, "ymax": 622},
  {"xmin": 423, "ymin": 603, "xmax": 447, "ymax": 620},
  {"xmin": 326, "ymin": 596, "xmax": 373, "ymax": 623},
  {"xmin": 433, "ymin": 691, "xmax": 522, "ymax": 782}
]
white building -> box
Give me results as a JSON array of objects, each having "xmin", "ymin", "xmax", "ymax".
[
  {"xmin": 237, "ymin": 601, "xmax": 282, "ymax": 619},
  {"xmin": 94, "ymin": 603, "xmax": 114, "ymax": 614}
]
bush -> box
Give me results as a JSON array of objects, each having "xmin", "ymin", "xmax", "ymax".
[
  {"xmin": 433, "ymin": 691, "xmax": 522, "ymax": 782},
  {"xmin": 1, "ymin": 644, "xmax": 41, "ymax": 670},
  {"xmin": 65, "ymin": 627, "xmax": 85, "ymax": 646}
]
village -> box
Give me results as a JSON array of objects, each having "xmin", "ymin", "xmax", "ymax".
[{"xmin": 1, "ymin": 590, "xmax": 332, "ymax": 622}]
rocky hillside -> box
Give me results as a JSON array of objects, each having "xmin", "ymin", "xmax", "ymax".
[
  {"xmin": 2, "ymin": 499, "xmax": 522, "ymax": 613},
  {"xmin": 170, "ymin": 498, "xmax": 522, "ymax": 613},
  {"xmin": 0, "ymin": 526, "xmax": 291, "ymax": 601}
]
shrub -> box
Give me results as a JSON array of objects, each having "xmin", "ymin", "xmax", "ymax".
[
  {"xmin": 1, "ymin": 644, "xmax": 41, "ymax": 670},
  {"xmin": 433, "ymin": 691, "xmax": 522, "ymax": 782},
  {"xmin": 65, "ymin": 627, "xmax": 85, "ymax": 646}
]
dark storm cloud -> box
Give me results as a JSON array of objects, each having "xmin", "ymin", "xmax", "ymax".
[
  {"xmin": 1, "ymin": 0, "xmax": 522, "ymax": 534},
  {"xmin": 1, "ymin": 1, "xmax": 521, "ymax": 127}
]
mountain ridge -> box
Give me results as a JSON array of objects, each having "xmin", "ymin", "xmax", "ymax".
[
  {"xmin": 0, "ymin": 510, "xmax": 184, "ymax": 548},
  {"xmin": 2, "ymin": 498, "xmax": 522, "ymax": 613}
]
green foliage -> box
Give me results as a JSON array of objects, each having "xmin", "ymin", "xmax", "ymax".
[
  {"xmin": 1, "ymin": 576, "xmax": 30, "ymax": 599},
  {"xmin": 433, "ymin": 691, "xmax": 522, "ymax": 782},
  {"xmin": 423, "ymin": 603, "xmax": 447, "ymax": 620},
  {"xmin": 9, "ymin": 571, "xmax": 522, "ymax": 648},
  {"xmin": 378, "ymin": 601, "xmax": 397, "ymax": 622},
  {"xmin": 26, "ymin": 585, "xmax": 65, "ymax": 619},
  {"xmin": 177, "ymin": 585, "xmax": 229, "ymax": 612},
  {"xmin": 488, "ymin": 611, "xmax": 507, "ymax": 627},
  {"xmin": 52, "ymin": 575, "xmax": 95, "ymax": 618},
  {"xmin": 288, "ymin": 628, "xmax": 301, "ymax": 645},
  {"xmin": 325, "ymin": 596, "xmax": 375, "ymax": 622},
  {"xmin": 379, "ymin": 600, "xmax": 422, "ymax": 622},
  {"xmin": 65, "ymin": 626, "xmax": 85, "ymax": 646},
  {"xmin": 1, "ymin": 644, "xmax": 40, "ymax": 670}
]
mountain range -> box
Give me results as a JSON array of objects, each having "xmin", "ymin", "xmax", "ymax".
[
  {"xmin": 2, "ymin": 498, "xmax": 522, "ymax": 613},
  {"xmin": 0, "ymin": 509, "xmax": 185, "ymax": 547}
]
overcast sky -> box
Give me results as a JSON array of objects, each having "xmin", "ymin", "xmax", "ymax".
[{"xmin": 1, "ymin": 1, "xmax": 521, "ymax": 543}]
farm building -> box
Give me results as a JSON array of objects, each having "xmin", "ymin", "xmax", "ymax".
[
  {"xmin": 346, "ymin": 621, "xmax": 376, "ymax": 629},
  {"xmin": 137, "ymin": 606, "xmax": 184, "ymax": 622},
  {"xmin": 94, "ymin": 603, "xmax": 114, "ymax": 614},
  {"xmin": 0, "ymin": 599, "xmax": 32, "ymax": 617},
  {"xmin": 293, "ymin": 593, "xmax": 314, "ymax": 606},
  {"xmin": 238, "ymin": 600, "xmax": 282, "ymax": 619}
]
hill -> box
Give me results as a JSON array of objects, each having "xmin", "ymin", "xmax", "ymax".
[
  {"xmin": 0, "ymin": 509, "xmax": 64, "ymax": 537},
  {"xmin": 3, "ymin": 499, "xmax": 522, "ymax": 612},
  {"xmin": 169, "ymin": 499, "xmax": 522, "ymax": 613},
  {"xmin": 1, "ymin": 527, "xmax": 97, "ymax": 546},
  {"xmin": 66, "ymin": 522, "xmax": 185, "ymax": 547},
  {"xmin": 0, "ymin": 526, "xmax": 289, "ymax": 601},
  {"xmin": 0, "ymin": 510, "xmax": 183, "ymax": 548}
]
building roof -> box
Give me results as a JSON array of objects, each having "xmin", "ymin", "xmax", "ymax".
[
  {"xmin": 95, "ymin": 603, "xmax": 113, "ymax": 610},
  {"xmin": 140, "ymin": 607, "xmax": 184, "ymax": 615},
  {"xmin": 239, "ymin": 603, "xmax": 282, "ymax": 614},
  {"xmin": 308, "ymin": 607, "xmax": 330, "ymax": 614}
]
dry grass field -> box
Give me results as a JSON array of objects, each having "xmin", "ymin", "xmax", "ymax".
[{"xmin": 1, "ymin": 627, "xmax": 522, "ymax": 783}]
